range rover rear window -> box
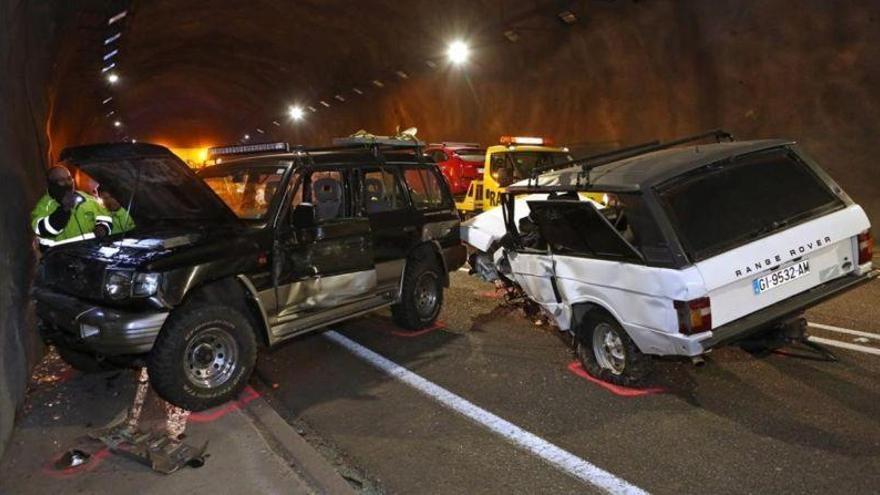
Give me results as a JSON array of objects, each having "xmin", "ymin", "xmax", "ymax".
[{"xmin": 656, "ymin": 148, "xmax": 845, "ymax": 262}]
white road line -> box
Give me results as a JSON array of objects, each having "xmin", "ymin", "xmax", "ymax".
[
  {"xmin": 808, "ymin": 322, "xmax": 880, "ymax": 341},
  {"xmin": 325, "ymin": 330, "xmax": 648, "ymax": 495},
  {"xmin": 807, "ymin": 336, "xmax": 880, "ymax": 356}
]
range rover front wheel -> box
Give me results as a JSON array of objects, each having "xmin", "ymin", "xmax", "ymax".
[
  {"xmin": 576, "ymin": 313, "xmax": 652, "ymax": 387},
  {"xmin": 148, "ymin": 305, "xmax": 256, "ymax": 411}
]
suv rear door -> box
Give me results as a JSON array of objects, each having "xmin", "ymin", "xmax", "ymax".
[{"xmin": 656, "ymin": 148, "xmax": 869, "ymax": 327}]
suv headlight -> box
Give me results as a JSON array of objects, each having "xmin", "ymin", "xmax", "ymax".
[{"xmin": 104, "ymin": 270, "xmax": 160, "ymax": 299}]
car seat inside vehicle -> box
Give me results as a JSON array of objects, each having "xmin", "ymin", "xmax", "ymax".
[{"xmin": 313, "ymin": 177, "xmax": 343, "ymax": 221}]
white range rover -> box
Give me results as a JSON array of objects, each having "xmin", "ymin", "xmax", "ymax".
[{"xmin": 462, "ymin": 132, "xmax": 876, "ymax": 385}]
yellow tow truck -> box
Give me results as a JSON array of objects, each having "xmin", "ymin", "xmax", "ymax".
[{"xmin": 456, "ymin": 136, "xmax": 583, "ymax": 216}]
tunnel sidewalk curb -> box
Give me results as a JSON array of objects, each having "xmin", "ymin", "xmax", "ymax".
[{"xmin": 243, "ymin": 396, "xmax": 357, "ymax": 495}]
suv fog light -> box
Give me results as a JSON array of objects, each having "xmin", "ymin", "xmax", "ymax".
[{"xmin": 80, "ymin": 323, "xmax": 100, "ymax": 339}]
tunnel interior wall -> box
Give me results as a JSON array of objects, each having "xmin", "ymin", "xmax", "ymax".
[
  {"xmin": 0, "ymin": 0, "xmax": 64, "ymax": 460},
  {"xmin": 303, "ymin": 0, "xmax": 880, "ymax": 225}
]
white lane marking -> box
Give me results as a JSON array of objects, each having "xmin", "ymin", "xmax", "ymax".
[
  {"xmin": 325, "ymin": 330, "xmax": 648, "ymax": 495},
  {"xmin": 807, "ymin": 336, "xmax": 880, "ymax": 356},
  {"xmin": 808, "ymin": 322, "xmax": 880, "ymax": 341}
]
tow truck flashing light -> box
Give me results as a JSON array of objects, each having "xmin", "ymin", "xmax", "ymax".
[
  {"xmin": 499, "ymin": 136, "xmax": 553, "ymax": 146},
  {"xmin": 207, "ymin": 142, "xmax": 289, "ymax": 158}
]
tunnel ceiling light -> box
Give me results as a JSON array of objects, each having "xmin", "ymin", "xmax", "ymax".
[
  {"xmin": 558, "ymin": 10, "xmax": 578, "ymax": 24},
  {"xmin": 425, "ymin": 60, "xmax": 437, "ymax": 69},
  {"xmin": 102, "ymin": 96, "xmax": 113, "ymax": 105},
  {"xmin": 504, "ymin": 29, "xmax": 520, "ymax": 42},
  {"xmin": 106, "ymin": 72, "xmax": 119, "ymax": 84},
  {"xmin": 104, "ymin": 33, "xmax": 121, "ymax": 45},
  {"xmin": 289, "ymin": 105, "xmax": 305, "ymax": 121},
  {"xmin": 108, "ymin": 10, "xmax": 127, "ymax": 25},
  {"xmin": 272, "ymin": 120, "xmax": 281, "ymax": 127},
  {"xmin": 395, "ymin": 70, "xmax": 409, "ymax": 79},
  {"xmin": 131, "ymin": 139, "xmax": 137, "ymax": 143},
  {"xmin": 106, "ymin": 110, "xmax": 115, "ymax": 117},
  {"xmin": 103, "ymin": 49, "xmax": 119, "ymax": 61},
  {"xmin": 372, "ymin": 80, "xmax": 384, "ymax": 88},
  {"xmin": 101, "ymin": 63, "xmax": 116, "ymax": 73},
  {"xmin": 256, "ymin": 128, "xmax": 265, "ymax": 134},
  {"xmin": 352, "ymin": 87, "xmax": 363, "ymax": 95},
  {"xmin": 334, "ymin": 94, "xmax": 346, "ymax": 102},
  {"xmin": 446, "ymin": 40, "xmax": 470, "ymax": 65},
  {"xmin": 244, "ymin": 134, "xmax": 251, "ymax": 140},
  {"xmin": 113, "ymin": 120, "xmax": 122, "ymax": 127},
  {"xmin": 307, "ymin": 105, "xmax": 317, "ymax": 112},
  {"xmin": 320, "ymin": 100, "xmax": 331, "ymax": 108}
]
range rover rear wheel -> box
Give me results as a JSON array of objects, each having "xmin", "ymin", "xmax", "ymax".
[
  {"xmin": 576, "ymin": 313, "xmax": 652, "ymax": 387},
  {"xmin": 148, "ymin": 305, "xmax": 256, "ymax": 411},
  {"xmin": 391, "ymin": 253, "xmax": 443, "ymax": 330}
]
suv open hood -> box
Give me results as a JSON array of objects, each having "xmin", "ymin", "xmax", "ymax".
[{"xmin": 60, "ymin": 143, "xmax": 237, "ymax": 225}]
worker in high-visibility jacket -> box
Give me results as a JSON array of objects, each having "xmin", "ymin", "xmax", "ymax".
[
  {"xmin": 99, "ymin": 189, "xmax": 136, "ymax": 234},
  {"xmin": 30, "ymin": 165, "xmax": 114, "ymax": 251}
]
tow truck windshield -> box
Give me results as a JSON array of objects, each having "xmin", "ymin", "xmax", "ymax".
[{"xmin": 491, "ymin": 151, "xmax": 573, "ymax": 186}]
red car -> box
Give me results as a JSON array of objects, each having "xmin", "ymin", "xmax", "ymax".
[{"xmin": 426, "ymin": 142, "xmax": 486, "ymax": 197}]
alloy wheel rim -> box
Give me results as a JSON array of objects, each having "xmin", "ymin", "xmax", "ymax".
[
  {"xmin": 184, "ymin": 326, "xmax": 239, "ymax": 388},
  {"xmin": 592, "ymin": 323, "xmax": 626, "ymax": 375},
  {"xmin": 414, "ymin": 272, "xmax": 439, "ymax": 318}
]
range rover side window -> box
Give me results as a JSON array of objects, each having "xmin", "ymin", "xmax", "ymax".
[{"xmin": 527, "ymin": 200, "xmax": 643, "ymax": 262}]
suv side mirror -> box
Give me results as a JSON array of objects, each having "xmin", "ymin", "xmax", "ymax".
[{"xmin": 291, "ymin": 203, "xmax": 316, "ymax": 229}]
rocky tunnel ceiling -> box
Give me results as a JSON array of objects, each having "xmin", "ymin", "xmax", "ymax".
[{"xmin": 46, "ymin": 0, "xmax": 880, "ymax": 220}]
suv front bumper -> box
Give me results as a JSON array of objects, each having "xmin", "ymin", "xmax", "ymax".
[
  {"xmin": 700, "ymin": 270, "xmax": 878, "ymax": 351},
  {"xmin": 34, "ymin": 287, "xmax": 168, "ymax": 356}
]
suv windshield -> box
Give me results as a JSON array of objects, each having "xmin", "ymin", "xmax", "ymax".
[
  {"xmin": 491, "ymin": 151, "xmax": 573, "ymax": 186},
  {"xmin": 657, "ymin": 149, "xmax": 844, "ymax": 261},
  {"xmin": 200, "ymin": 161, "xmax": 290, "ymax": 220}
]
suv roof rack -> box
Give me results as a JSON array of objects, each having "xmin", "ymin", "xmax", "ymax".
[
  {"xmin": 331, "ymin": 136, "xmax": 425, "ymax": 148},
  {"xmin": 527, "ymin": 129, "xmax": 735, "ymax": 184}
]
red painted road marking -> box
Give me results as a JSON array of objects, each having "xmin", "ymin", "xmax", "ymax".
[
  {"xmin": 390, "ymin": 321, "xmax": 446, "ymax": 338},
  {"xmin": 567, "ymin": 361, "xmax": 666, "ymax": 397},
  {"xmin": 42, "ymin": 447, "xmax": 110, "ymax": 479},
  {"xmin": 188, "ymin": 386, "xmax": 261, "ymax": 423}
]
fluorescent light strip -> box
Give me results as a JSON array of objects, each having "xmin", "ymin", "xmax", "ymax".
[
  {"xmin": 104, "ymin": 33, "xmax": 121, "ymax": 45},
  {"xmin": 108, "ymin": 11, "xmax": 127, "ymax": 25}
]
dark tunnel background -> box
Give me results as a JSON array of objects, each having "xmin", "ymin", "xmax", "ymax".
[{"xmin": 1, "ymin": 0, "xmax": 879, "ymax": 457}]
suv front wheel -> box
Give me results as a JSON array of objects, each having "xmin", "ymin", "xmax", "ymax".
[
  {"xmin": 576, "ymin": 313, "xmax": 652, "ymax": 386},
  {"xmin": 391, "ymin": 253, "xmax": 443, "ymax": 330},
  {"xmin": 148, "ymin": 304, "xmax": 257, "ymax": 411}
]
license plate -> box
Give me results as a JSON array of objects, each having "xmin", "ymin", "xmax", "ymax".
[{"xmin": 752, "ymin": 260, "xmax": 810, "ymax": 295}]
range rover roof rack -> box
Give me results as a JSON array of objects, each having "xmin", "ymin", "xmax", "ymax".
[{"xmin": 527, "ymin": 129, "xmax": 735, "ymax": 185}]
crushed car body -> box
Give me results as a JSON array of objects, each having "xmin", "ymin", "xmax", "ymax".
[{"xmin": 461, "ymin": 130, "xmax": 877, "ymax": 385}]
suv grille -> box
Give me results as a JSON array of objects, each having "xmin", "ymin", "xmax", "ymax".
[{"xmin": 42, "ymin": 252, "xmax": 105, "ymax": 300}]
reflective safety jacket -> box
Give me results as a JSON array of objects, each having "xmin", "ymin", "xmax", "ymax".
[
  {"xmin": 30, "ymin": 191, "xmax": 113, "ymax": 248},
  {"xmin": 110, "ymin": 206, "xmax": 136, "ymax": 234}
]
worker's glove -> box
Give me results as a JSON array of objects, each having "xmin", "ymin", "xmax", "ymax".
[{"xmin": 61, "ymin": 191, "xmax": 81, "ymax": 211}]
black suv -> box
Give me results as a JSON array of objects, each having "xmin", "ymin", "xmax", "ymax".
[{"xmin": 34, "ymin": 140, "xmax": 465, "ymax": 410}]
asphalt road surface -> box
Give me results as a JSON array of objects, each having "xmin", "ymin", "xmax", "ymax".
[{"xmin": 256, "ymin": 271, "xmax": 880, "ymax": 494}]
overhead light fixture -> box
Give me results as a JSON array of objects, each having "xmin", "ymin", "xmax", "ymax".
[
  {"xmin": 104, "ymin": 33, "xmax": 121, "ymax": 45},
  {"xmin": 319, "ymin": 100, "xmax": 331, "ymax": 108},
  {"xmin": 503, "ymin": 29, "xmax": 520, "ymax": 42},
  {"xmin": 272, "ymin": 120, "xmax": 281, "ymax": 127},
  {"xmin": 244, "ymin": 134, "xmax": 251, "ymax": 140},
  {"xmin": 102, "ymin": 96, "xmax": 113, "ymax": 105},
  {"xmin": 113, "ymin": 120, "xmax": 122, "ymax": 127},
  {"xmin": 307, "ymin": 105, "xmax": 317, "ymax": 112},
  {"xmin": 131, "ymin": 139, "xmax": 137, "ymax": 143},
  {"xmin": 256, "ymin": 128, "xmax": 265, "ymax": 134},
  {"xmin": 395, "ymin": 70, "xmax": 409, "ymax": 79},
  {"xmin": 352, "ymin": 87, "xmax": 363, "ymax": 95},
  {"xmin": 372, "ymin": 80, "xmax": 384, "ymax": 88},
  {"xmin": 288, "ymin": 105, "xmax": 305, "ymax": 121},
  {"xmin": 558, "ymin": 10, "xmax": 577, "ymax": 24},
  {"xmin": 106, "ymin": 72, "xmax": 119, "ymax": 84},
  {"xmin": 108, "ymin": 10, "xmax": 127, "ymax": 25},
  {"xmin": 103, "ymin": 49, "xmax": 118, "ymax": 61},
  {"xmin": 446, "ymin": 40, "xmax": 470, "ymax": 65},
  {"xmin": 101, "ymin": 63, "xmax": 116, "ymax": 73},
  {"xmin": 425, "ymin": 60, "xmax": 437, "ymax": 69},
  {"xmin": 334, "ymin": 94, "xmax": 346, "ymax": 102}
]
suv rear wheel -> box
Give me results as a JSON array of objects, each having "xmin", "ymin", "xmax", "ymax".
[
  {"xmin": 391, "ymin": 253, "xmax": 443, "ymax": 330},
  {"xmin": 576, "ymin": 313, "xmax": 651, "ymax": 386},
  {"xmin": 148, "ymin": 304, "xmax": 257, "ymax": 411}
]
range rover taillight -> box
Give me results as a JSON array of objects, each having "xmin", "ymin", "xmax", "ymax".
[
  {"xmin": 858, "ymin": 230, "xmax": 873, "ymax": 265},
  {"xmin": 674, "ymin": 297, "xmax": 712, "ymax": 335}
]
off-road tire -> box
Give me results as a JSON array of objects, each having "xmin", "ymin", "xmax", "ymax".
[
  {"xmin": 391, "ymin": 254, "xmax": 444, "ymax": 330},
  {"xmin": 56, "ymin": 346, "xmax": 117, "ymax": 373},
  {"xmin": 147, "ymin": 304, "xmax": 257, "ymax": 411},
  {"xmin": 576, "ymin": 312, "xmax": 652, "ymax": 386}
]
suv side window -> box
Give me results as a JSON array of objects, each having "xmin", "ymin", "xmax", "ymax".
[
  {"xmin": 403, "ymin": 168, "xmax": 450, "ymax": 210},
  {"xmin": 362, "ymin": 168, "xmax": 407, "ymax": 214},
  {"xmin": 291, "ymin": 170, "xmax": 350, "ymax": 222}
]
